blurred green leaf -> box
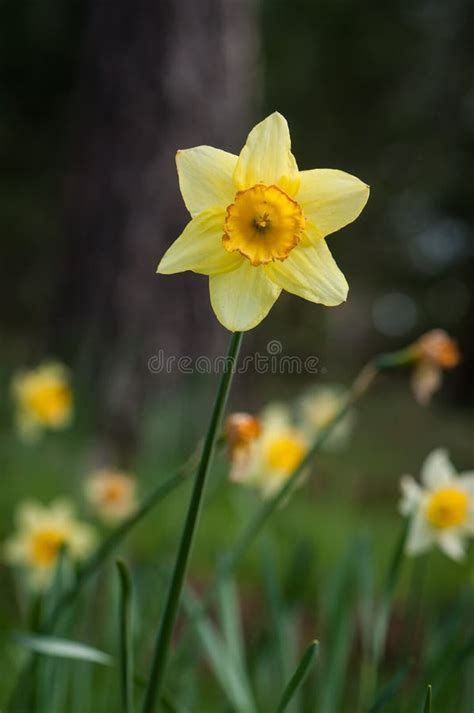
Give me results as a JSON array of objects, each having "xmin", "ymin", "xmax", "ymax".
[
  {"xmin": 183, "ymin": 588, "xmax": 258, "ymax": 713},
  {"xmin": 277, "ymin": 640, "xmax": 319, "ymax": 713},
  {"xmin": 423, "ymin": 684, "xmax": 432, "ymax": 713},
  {"xmin": 116, "ymin": 560, "xmax": 134, "ymax": 713},
  {"xmin": 14, "ymin": 632, "xmax": 113, "ymax": 666},
  {"xmin": 368, "ymin": 660, "xmax": 411, "ymax": 713}
]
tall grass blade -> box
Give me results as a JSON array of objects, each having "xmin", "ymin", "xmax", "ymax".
[
  {"xmin": 367, "ymin": 660, "xmax": 411, "ymax": 713},
  {"xmin": 423, "ymin": 684, "xmax": 432, "ymax": 713},
  {"xmin": 277, "ymin": 640, "xmax": 319, "ymax": 713},
  {"xmin": 14, "ymin": 632, "xmax": 113, "ymax": 666},
  {"xmin": 116, "ymin": 560, "xmax": 134, "ymax": 713}
]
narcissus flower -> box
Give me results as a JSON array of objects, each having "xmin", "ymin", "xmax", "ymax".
[
  {"xmin": 230, "ymin": 405, "xmax": 308, "ymax": 497},
  {"xmin": 400, "ymin": 449, "xmax": 474, "ymax": 561},
  {"xmin": 11, "ymin": 362, "xmax": 73, "ymax": 441},
  {"xmin": 3, "ymin": 499, "xmax": 96, "ymax": 589},
  {"xmin": 158, "ymin": 113, "xmax": 369, "ymax": 331},
  {"xmin": 84, "ymin": 468, "xmax": 138, "ymax": 525},
  {"xmin": 410, "ymin": 330, "xmax": 460, "ymax": 405},
  {"xmin": 299, "ymin": 385, "xmax": 354, "ymax": 451}
]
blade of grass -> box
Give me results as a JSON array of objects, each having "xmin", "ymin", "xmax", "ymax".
[
  {"xmin": 422, "ymin": 685, "xmax": 432, "ymax": 713},
  {"xmin": 116, "ymin": 561, "xmax": 134, "ymax": 713},
  {"xmin": 216, "ymin": 576, "xmax": 246, "ymax": 672},
  {"xmin": 14, "ymin": 632, "xmax": 113, "ymax": 666},
  {"xmin": 182, "ymin": 587, "xmax": 258, "ymax": 713},
  {"xmin": 277, "ymin": 640, "xmax": 319, "ymax": 713},
  {"xmin": 141, "ymin": 331, "xmax": 243, "ymax": 713},
  {"xmin": 367, "ymin": 660, "xmax": 411, "ymax": 713},
  {"xmin": 373, "ymin": 522, "xmax": 408, "ymax": 664}
]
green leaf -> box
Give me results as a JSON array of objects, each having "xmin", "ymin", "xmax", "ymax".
[
  {"xmin": 277, "ymin": 640, "xmax": 319, "ymax": 713},
  {"xmin": 423, "ymin": 684, "xmax": 432, "ymax": 713},
  {"xmin": 182, "ymin": 587, "xmax": 258, "ymax": 713},
  {"xmin": 14, "ymin": 632, "xmax": 113, "ymax": 666},
  {"xmin": 368, "ymin": 660, "xmax": 411, "ymax": 713},
  {"xmin": 116, "ymin": 560, "xmax": 134, "ymax": 713},
  {"xmin": 216, "ymin": 576, "xmax": 245, "ymax": 672},
  {"xmin": 372, "ymin": 522, "xmax": 408, "ymax": 663}
]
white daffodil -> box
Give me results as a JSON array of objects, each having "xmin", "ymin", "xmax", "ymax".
[
  {"xmin": 299, "ymin": 385, "xmax": 354, "ymax": 451},
  {"xmin": 84, "ymin": 468, "xmax": 138, "ymax": 525},
  {"xmin": 230, "ymin": 404, "xmax": 308, "ymax": 498},
  {"xmin": 399, "ymin": 449, "xmax": 474, "ymax": 561}
]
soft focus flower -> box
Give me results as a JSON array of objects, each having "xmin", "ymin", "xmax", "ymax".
[
  {"xmin": 410, "ymin": 330, "xmax": 460, "ymax": 405},
  {"xmin": 399, "ymin": 449, "xmax": 474, "ymax": 561},
  {"xmin": 11, "ymin": 362, "xmax": 73, "ymax": 441},
  {"xmin": 84, "ymin": 468, "xmax": 138, "ymax": 525},
  {"xmin": 299, "ymin": 385, "xmax": 354, "ymax": 451},
  {"xmin": 3, "ymin": 499, "xmax": 96, "ymax": 590},
  {"xmin": 230, "ymin": 404, "xmax": 308, "ymax": 497},
  {"xmin": 157, "ymin": 112, "xmax": 369, "ymax": 332},
  {"xmin": 225, "ymin": 412, "xmax": 262, "ymax": 473}
]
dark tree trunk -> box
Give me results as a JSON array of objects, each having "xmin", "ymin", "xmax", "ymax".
[{"xmin": 54, "ymin": 0, "xmax": 259, "ymax": 463}]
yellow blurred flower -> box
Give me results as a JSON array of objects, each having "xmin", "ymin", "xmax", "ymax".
[
  {"xmin": 410, "ymin": 330, "xmax": 460, "ymax": 405},
  {"xmin": 11, "ymin": 362, "xmax": 73, "ymax": 441},
  {"xmin": 84, "ymin": 468, "xmax": 138, "ymax": 525},
  {"xmin": 400, "ymin": 449, "xmax": 474, "ymax": 561},
  {"xmin": 3, "ymin": 499, "xmax": 96, "ymax": 590},
  {"xmin": 158, "ymin": 112, "xmax": 369, "ymax": 332},
  {"xmin": 230, "ymin": 404, "xmax": 308, "ymax": 497},
  {"xmin": 299, "ymin": 385, "xmax": 354, "ymax": 451}
]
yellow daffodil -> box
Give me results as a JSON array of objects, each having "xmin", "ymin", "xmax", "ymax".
[
  {"xmin": 410, "ymin": 330, "xmax": 460, "ymax": 405},
  {"xmin": 84, "ymin": 468, "xmax": 138, "ymax": 525},
  {"xmin": 229, "ymin": 404, "xmax": 308, "ymax": 497},
  {"xmin": 3, "ymin": 499, "xmax": 96, "ymax": 590},
  {"xmin": 11, "ymin": 362, "xmax": 73, "ymax": 441},
  {"xmin": 399, "ymin": 449, "xmax": 474, "ymax": 561},
  {"xmin": 299, "ymin": 385, "xmax": 354, "ymax": 451},
  {"xmin": 157, "ymin": 113, "xmax": 369, "ymax": 331}
]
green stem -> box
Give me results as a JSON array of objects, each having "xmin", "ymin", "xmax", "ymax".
[{"xmin": 141, "ymin": 331, "xmax": 243, "ymax": 713}]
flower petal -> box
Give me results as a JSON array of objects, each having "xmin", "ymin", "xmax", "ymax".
[
  {"xmin": 265, "ymin": 224, "xmax": 348, "ymax": 306},
  {"xmin": 234, "ymin": 112, "xmax": 300, "ymax": 195},
  {"xmin": 297, "ymin": 169, "xmax": 369, "ymax": 237},
  {"xmin": 436, "ymin": 531, "xmax": 466, "ymax": 561},
  {"xmin": 399, "ymin": 475, "xmax": 423, "ymax": 516},
  {"xmin": 421, "ymin": 448, "xmax": 456, "ymax": 489},
  {"xmin": 176, "ymin": 147, "xmax": 238, "ymax": 217},
  {"xmin": 157, "ymin": 209, "xmax": 242, "ymax": 276},
  {"xmin": 209, "ymin": 261, "xmax": 281, "ymax": 331},
  {"xmin": 405, "ymin": 511, "xmax": 434, "ymax": 556}
]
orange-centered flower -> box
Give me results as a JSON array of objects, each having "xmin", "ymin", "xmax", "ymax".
[
  {"xmin": 157, "ymin": 112, "xmax": 369, "ymax": 331},
  {"xmin": 425, "ymin": 487, "xmax": 469, "ymax": 529},
  {"xmin": 223, "ymin": 184, "xmax": 305, "ymax": 266}
]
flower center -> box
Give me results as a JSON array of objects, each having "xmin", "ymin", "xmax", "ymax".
[
  {"xmin": 31, "ymin": 528, "xmax": 66, "ymax": 566},
  {"xmin": 223, "ymin": 184, "xmax": 305, "ymax": 266},
  {"xmin": 266, "ymin": 434, "xmax": 306, "ymax": 474},
  {"xmin": 425, "ymin": 487, "xmax": 469, "ymax": 529},
  {"xmin": 27, "ymin": 384, "xmax": 71, "ymax": 424},
  {"xmin": 102, "ymin": 478, "xmax": 128, "ymax": 504}
]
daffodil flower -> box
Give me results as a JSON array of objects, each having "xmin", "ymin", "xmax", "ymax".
[
  {"xmin": 84, "ymin": 468, "xmax": 138, "ymax": 525},
  {"xmin": 158, "ymin": 113, "xmax": 369, "ymax": 331},
  {"xmin": 230, "ymin": 404, "xmax": 308, "ymax": 497},
  {"xmin": 11, "ymin": 362, "xmax": 73, "ymax": 441},
  {"xmin": 299, "ymin": 384, "xmax": 354, "ymax": 451},
  {"xmin": 400, "ymin": 449, "xmax": 474, "ymax": 561},
  {"xmin": 3, "ymin": 499, "xmax": 96, "ymax": 590}
]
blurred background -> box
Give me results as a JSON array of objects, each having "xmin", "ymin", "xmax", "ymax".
[{"xmin": 1, "ymin": 0, "xmax": 473, "ymax": 708}]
